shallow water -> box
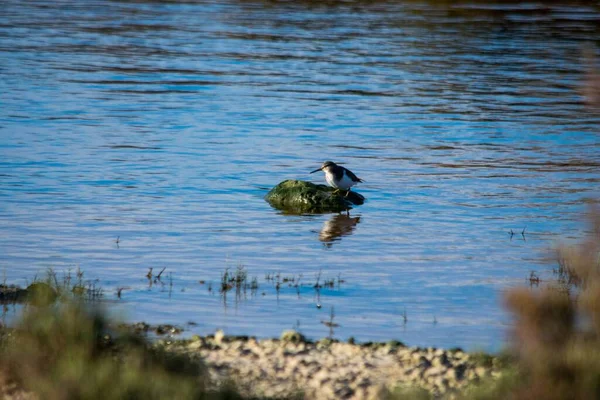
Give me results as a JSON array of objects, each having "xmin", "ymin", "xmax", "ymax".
[{"xmin": 1, "ymin": 0, "xmax": 599, "ymax": 351}]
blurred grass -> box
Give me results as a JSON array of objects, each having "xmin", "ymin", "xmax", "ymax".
[
  {"xmin": 461, "ymin": 207, "xmax": 600, "ymax": 400},
  {"xmin": 0, "ymin": 301, "xmax": 241, "ymax": 400}
]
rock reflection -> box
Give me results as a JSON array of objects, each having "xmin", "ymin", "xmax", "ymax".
[{"xmin": 319, "ymin": 213, "xmax": 361, "ymax": 247}]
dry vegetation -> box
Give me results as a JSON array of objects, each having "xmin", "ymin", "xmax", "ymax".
[
  {"xmin": 583, "ymin": 48, "xmax": 600, "ymax": 110},
  {"xmin": 462, "ymin": 207, "xmax": 600, "ymax": 400},
  {"xmin": 508, "ymin": 208, "xmax": 600, "ymax": 399}
]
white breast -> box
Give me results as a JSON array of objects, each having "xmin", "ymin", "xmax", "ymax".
[
  {"xmin": 325, "ymin": 172, "xmax": 337, "ymax": 188},
  {"xmin": 326, "ymin": 171, "xmax": 356, "ymax": 190}
]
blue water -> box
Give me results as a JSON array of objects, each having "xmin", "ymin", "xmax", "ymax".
[{"xmin": 1, "ymin": 0, "xmax": 599, "ymax": 351}]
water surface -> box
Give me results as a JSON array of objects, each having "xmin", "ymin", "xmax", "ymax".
[{"xmin": 1, "ymin": 0, "xmax": 600, "ymax": 351}]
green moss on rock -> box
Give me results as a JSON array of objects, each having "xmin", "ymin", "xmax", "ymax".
[
  {"xmin": 280, "ymin": 330, "xmax": 306, "ymax": 343},
  {"xmin": 265, "ymin": 180, "xmax": 364, "ymax": 214}
]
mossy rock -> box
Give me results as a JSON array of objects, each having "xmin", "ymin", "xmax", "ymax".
[
  {"xmin": 265, "ymin": 180, "xmax": 365, "ymax": 214},
  {"xmin": 280, "ymin": 329, "xmax": 306, "ymax": 343}
]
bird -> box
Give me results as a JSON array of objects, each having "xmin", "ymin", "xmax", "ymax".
[{"xmin": 310, "ymin": 161, "xmax": 363, "ymax": 195}]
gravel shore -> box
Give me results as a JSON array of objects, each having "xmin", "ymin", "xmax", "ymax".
[{"xmin": 165, "ymin": 330, "xmax": 501, "ymax": 399}]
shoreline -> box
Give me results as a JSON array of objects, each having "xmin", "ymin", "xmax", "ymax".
[
  {"xmin": 0, "ymin": 282, "xmax": 505, "ymax": 399},
  {"xmin": 0, "ymin": 321, "xmax": 504, "ymax": 400},
  {"xmin": 161, "ymin": 330, "xmax": 503, "ymax": 399}
]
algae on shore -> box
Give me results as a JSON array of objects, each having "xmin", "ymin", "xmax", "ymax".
[{"xmin": 265, "ymin": 179, "xmax": 364, "ymax": 214}]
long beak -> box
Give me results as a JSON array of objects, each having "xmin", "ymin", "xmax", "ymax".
[{"xmin": 310, "ymin": 167, "xmax": 322, "ymax": 174}]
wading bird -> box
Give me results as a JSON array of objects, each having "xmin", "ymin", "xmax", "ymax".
[{"xmin": 310, "ymin": 161, "xmax": 363, "ymax": 195}]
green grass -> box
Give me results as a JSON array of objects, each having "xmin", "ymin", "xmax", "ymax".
[{"xmin": 0, "ymin": 301, "xmax": 242, "ymax": 400}]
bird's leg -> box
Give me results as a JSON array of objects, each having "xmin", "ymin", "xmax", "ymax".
[
  {"xmin": 332, "ymin": 189, "xmax": 340, "ymax": 195},
  {"xmin": 344, "ymin": 189, "xmax": 351, "ymax": 198}
]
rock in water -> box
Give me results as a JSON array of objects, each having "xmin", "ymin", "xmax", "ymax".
[{"xmin": 265, "ymin": 180, "xmax": 364, "ymax": 214}]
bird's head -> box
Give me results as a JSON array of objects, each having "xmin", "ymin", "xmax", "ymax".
[{"xmin": 310, "ymin": 161, "xmax": 336, "ymax": 174}]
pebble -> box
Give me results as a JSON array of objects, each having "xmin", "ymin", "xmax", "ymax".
[{"xmin": 167, "ymin": 331, "xmax": 500, "ymax": 399}]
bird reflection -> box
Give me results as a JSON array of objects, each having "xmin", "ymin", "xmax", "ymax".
[{"xmin": 319, "ymin": 213, "xmax": 361, "ymax": 247}]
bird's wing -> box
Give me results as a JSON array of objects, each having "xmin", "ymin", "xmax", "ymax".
[{"xmin": 344, "ymin": 168, "xmax": 363, "ymax": 183}]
